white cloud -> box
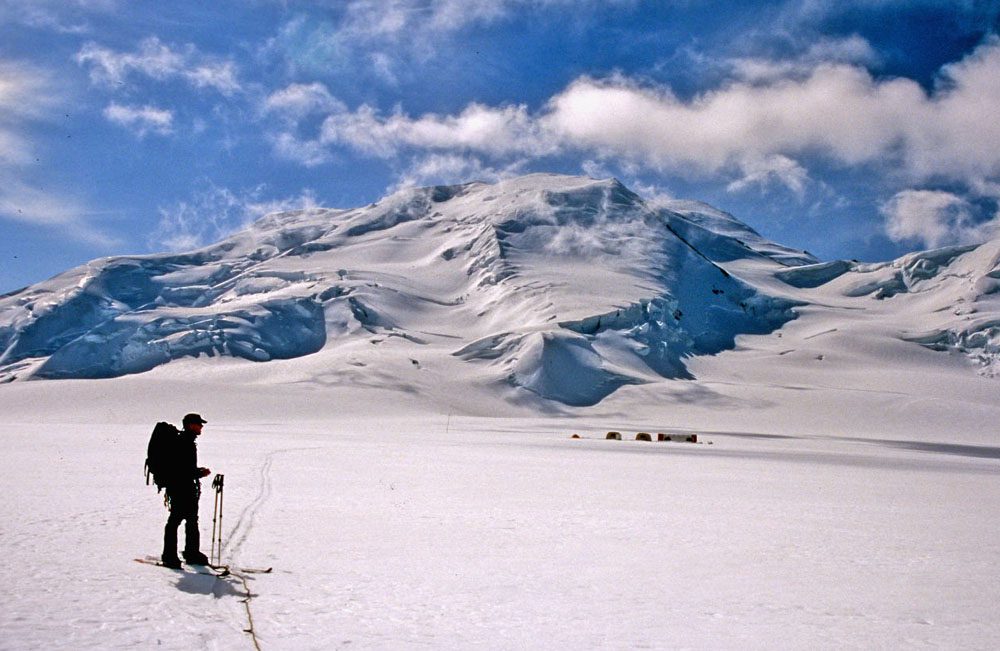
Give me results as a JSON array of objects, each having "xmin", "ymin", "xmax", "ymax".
[
  {"xmin": 903, "ymin": 39, "xmax": 1000, "ymax": 184},
  {"xmin": 547, "ymin": 38, "xmax": 1000, "ymax": 188},
  {"xmin": 270, "ymin": 38, "xmax": 1000, "ymax": 185},
  {"xmin": 152, "ymin": 183, "xmax": 319, "ymax": 251},
  {"xmin": 727, "ymin": 35, "xmax": 880, "ymax": 83},
  {"xmin": 625, "ymin": 179, "xmax": 676, "ymax": 208},
  {"xmin": 391, "ymin": 153, "xmax": 527, "ymax": 191},
  {"xmin": 263, "ymin": 82, "xmax": 345, "ymax": 120},
  {"xmin": 727, "ymin": 155, "xmax": 810, "ymax": 197},
  {"xmin": 77, "ymin": 38, "xmax": 183, "ymax": 85},
  {"xmin": 103, "ymin": 103, "xmax": 174, "ymax": 137},
  {"xmin": 368, "ymin": 52, "xmax": 399, "ymax": 86},
  {"xmin": 262, "ymin": 83, "xmax": 346, "ymax": 165},
  {"xmin": 543, "ymin": 68, "xmax": 912, "ymax": 173},
  {"xmin": 805, "ymin": 34, "xmax": 879, "ymax": 65},
  {"xmin": 319, "ymin": 102, "xmax": 553, "ymax": 158},
  {"xmin": 76, "ymin": 37, "xmax": 241, "ymax": 95},
  {"xmin": 579, "ymin": 159, "xmax": 617, "ymax": 181},
  {"xmin": 881, "ymin": 189, "xmax": 1000, "ymax": 249},
  {"xmin": 185, "ymin": 61, "xmax": 240, "ymax": 94},
  {"xmin": 270, "ymin": 132, "xmax": 332, "ymax": 167},
  {"xmin": 301, "ymin": 62, "xmax": 922, "ymax": 179},
  {"xmin": 0, "ymin": 131, "xmax": 31, "ymax": 167}
]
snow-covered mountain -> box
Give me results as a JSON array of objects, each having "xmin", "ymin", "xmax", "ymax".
[{"xmin": 1, "ymin": 174, "xmax": 997, "ymax": 406}]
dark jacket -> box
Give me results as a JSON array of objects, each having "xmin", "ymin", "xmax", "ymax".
[{"xmin": 165, "ymin": 429, "xmax": 201, "ymax": 492}]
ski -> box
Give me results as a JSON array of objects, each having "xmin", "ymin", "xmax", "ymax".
[
  {"xmin": 236, "ymin": 566, "xmax": 273, "ymax": 574},
  {"xmin": 134, "ymin": 556, "xmax": 230, "ymax": 577},
  {"xmin": 207, "ymin": 562, "xmax": 272, "ymax": 574},
  {"xmin": 135, "ymin": 556, "xmax": 271, "ymax": 576}
]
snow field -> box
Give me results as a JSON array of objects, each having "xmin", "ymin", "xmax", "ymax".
[{"xmin": 3, "ymin": 416, "xmax": 999, "ymax": 649}]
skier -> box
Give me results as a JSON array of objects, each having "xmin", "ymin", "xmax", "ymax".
[{"xmin": 161, "ymin": 413, "xmax": 212, "ymax": 568}]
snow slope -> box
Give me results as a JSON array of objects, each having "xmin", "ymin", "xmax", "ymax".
[
  {"xmin": 0, "ymin": 175, "xmax": 808, "ymax": 405},
  {"xmin": 2, "ymin": 174, "xmax": 1000, "ymax": 649},
  {"xmin": 773, "ymin": 240, "xmax": 1000, "ymax": 375}
]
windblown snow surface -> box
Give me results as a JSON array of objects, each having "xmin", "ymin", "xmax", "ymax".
[{"xmin": 1, "ymin": 174, "xmax": 999, "ymax": 649}]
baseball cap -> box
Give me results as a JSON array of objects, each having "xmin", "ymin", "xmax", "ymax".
[{"xmin": 183, "ymin": 413, "xmax": 208, "ymax": 426}]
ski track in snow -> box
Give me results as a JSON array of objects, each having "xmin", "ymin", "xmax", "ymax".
[
  {"xmin": 224, "ymin": 446, "xmax": 322, "ymax": 563},
  {"xmin": 224, "ymin": 451, "xmax": 274, "ymax": 562},
  {"xmin": 211, "ymin": 446, "xmax": 324, "ymax": 651}
]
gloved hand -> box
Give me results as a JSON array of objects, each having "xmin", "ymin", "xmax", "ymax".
[{"xmin": 198, "ymin": 467, "xmax": 211, "ymax": 478}]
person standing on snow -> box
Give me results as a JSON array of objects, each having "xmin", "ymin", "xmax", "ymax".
[{"xmin": 162, "ymin": 413, "xmax": 212, "ymax": 568}]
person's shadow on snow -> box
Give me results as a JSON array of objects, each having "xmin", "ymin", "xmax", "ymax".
[{"xmin": 173, "ymin": 571, "xmax": 245, "ymax": 599}]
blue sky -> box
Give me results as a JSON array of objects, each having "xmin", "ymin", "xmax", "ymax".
[{"xmin": 1, "ymin": 0, "xmax": 998, "ymax": 292}]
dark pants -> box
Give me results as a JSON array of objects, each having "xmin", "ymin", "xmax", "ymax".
[{"xmin": 163, "ymin": 486, "xmax": 201, "ymax": 560}]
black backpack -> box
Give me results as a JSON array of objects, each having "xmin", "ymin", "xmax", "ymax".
[{"xmin": 145, "ymin": 422, "xmax": 180, "ymax": 492}]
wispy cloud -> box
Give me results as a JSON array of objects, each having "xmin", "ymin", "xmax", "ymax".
[
  {"xmin": 151, "ymin": 182, "xmax": 319, "ymax": 251},
  {"xmin": 320, "ymin": 101, "xmax": 551, "ymax": 158},
  {"xmin": 391, "ymin": 153, "xmax": 528, "ymax": 191},
  {"xmin": 76, "ymin": 37, "xmax": 241, "ymax": 95},
  {"xmin": 787, "ymin": 0, "xmax": 999, "ymax": 26},
  {"xmin": 0, "ymin": 130, "xmax": 31, "ymax": 167},
  {"xmin": 0, "ymin": 175, "xmax": 120, "ymax": 247},
  {"xmin": 267, "ymin": 0, "xmax": 635, "ymax": 80},
  {"xmin": 724, "ymin": 34, "xmax": 881, "ymax": 83},
  {"xmin": 726, "ymin": 155, "xmax": 810, "ymax": 198},
  {"xmin": 0, "ymin": 176, "xmax": 83, "ymax": 227},
  {"xmin": 0, "ymin": 58, "xmax": 114, "ymax": 244},
  {"xmin": 0, "ymin": 0, "xmax": 117, "ymax": 33},
  {"xmin": 0, "ymin": 59, "xmax": 57, "ymax": 125},
  {"xmin": 262, "ymin": 81, "xmax": 551, "ymax": 165},
  {"xmin": 0, "ymin": 64, "xmax": 47, "ymax": 167},
  {"xmin": 324, "ymin": 0, "xmax": 633, "ymax": 43},
  {"xmin": 269, "ymin": 132, "xmax": 333, "ymax": 167},
  {"xmin": 263, "ymin": 82, "xmax": 345, "ymax": 121},
  {"xmin": 103, "ymin": 103, "xmax": 174, "ymax": 137},
  {"xmin": 881, "ymin": 189, "xmax": 1000, "ymax": 249}
]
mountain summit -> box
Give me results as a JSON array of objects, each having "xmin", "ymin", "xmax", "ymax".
[{"xmin": 1, "ymin": 174, "xmax": 996, "ymax": 407}]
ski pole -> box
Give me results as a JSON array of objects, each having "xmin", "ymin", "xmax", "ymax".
[
  {"xmin": 211, "ymin": 473, "xmax": 225, "ymax": 565},
  {"xmin": 217, "ymin": 475, "xmax": 224, "ymax": 564},
  {"xmin": 211, "ymin": 479, "xmax": 221, "ymax": 564}
]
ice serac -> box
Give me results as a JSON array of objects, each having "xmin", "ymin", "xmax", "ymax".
[
  {"xmin": 864, "ymin": 242, "xmax": 1000, "ymax": 377},
  {"xmin": 774, "ymin": 239, "xmax": 1000, "ymax": 377},
  {"xmin": 0, "ymin": 174, "xmax": 810, "ymax": 404}
]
